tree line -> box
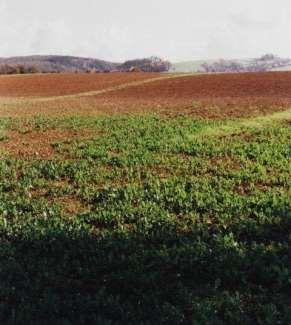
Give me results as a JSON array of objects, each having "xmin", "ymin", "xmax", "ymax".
[
  {"xmin": 201, "ymin": 54, "xmax": 291, "ymax": 73},
  {"xmin": 0, "ymin": 64, "xmax": 40, "ymax": 75},
  {"xmin": 0, "ymin": 56, "xmax": 171, "ymax": 75}
]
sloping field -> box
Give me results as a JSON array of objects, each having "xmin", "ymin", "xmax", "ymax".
[
  {"xmin": 94, "ymin": 71, "xmax": 291, "ymax": 118},
  {"xmin": 0, "ymin": 72, "xmax": 162, "ymax": 97},
  {"xmin": 0, "ymin": 71, "xmax": 291, "ymax": 323},
  {"xmin": 1, "ymin": 71, "xmax": 291, "ymax": 119}
]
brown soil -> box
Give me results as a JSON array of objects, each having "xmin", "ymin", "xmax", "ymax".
[
  {"xmin": 0, "ymin": 128, "xmax": 95, "ymax": 159},
  {"xmin": 1, "ymin": 72, "xmax": 291, "ymax": 119},
  {"xmin": 0, "ymin": 72, "xmax": 162, "ymax": 97},
  {"xmin": 57, "ymin": 196, "xmax": 88, "ymax": 215},
  {"xmin": 93, "ymin": 71, "xmax": 291, "ymax": 118},
  {"xmin": 27, "ymin": 179, "xmax": 88, "ymax": 215}
]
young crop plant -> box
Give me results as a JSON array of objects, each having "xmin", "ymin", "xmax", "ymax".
[{"xmin": 0, "ymin": 110, "xmax": 290, "ymax": 324}]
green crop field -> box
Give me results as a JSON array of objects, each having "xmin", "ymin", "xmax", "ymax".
[{"xmin": 0, "ymin": 110, "xmax": 290, "ymax": 324}]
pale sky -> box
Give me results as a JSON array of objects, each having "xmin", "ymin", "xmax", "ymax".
[{"xmin": 1, "ymin": 0, "xmax": 290, "ymax": 62}]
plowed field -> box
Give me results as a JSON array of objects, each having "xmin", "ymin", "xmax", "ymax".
[
  {"xmin": 0, "ymin": 72, "xmax": 162, "ymax": 97},
  {"xmin": 1, "ymin": 71, "xmax": 291, "ymax": 118},
  {"xmin": 0, "ymin": 70, "xmax": 290, "ymax": 324},
  {"xmin": 93, "ymin": 71, "xmax": 291, "ymax": 118}
]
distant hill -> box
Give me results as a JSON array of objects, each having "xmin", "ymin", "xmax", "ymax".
[
  {"xmin": 0, "ymin": 55, "xmax": 119, "ymax": 73},
  {"xmin": 0, "ymin": 55, "xmax": 170, "ymax": 74},
  {"xmin": 170, "ymin": 54, "xmax": 291, "ymax": 73},
  {"xmin": 2, "ymin": 54, "xmax": 290, "ymax": 75},
  {"xmin": 169, "ymin": 60, "xmax": 217, "ymax": 73},
  {"xmin": 119, "ymin": 57, "xmax": 170, "ymax": 72}
]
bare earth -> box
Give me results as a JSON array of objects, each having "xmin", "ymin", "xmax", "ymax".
[{"xmin": 1, "ymin": 71, "xmax": 291, "ymax": 118}]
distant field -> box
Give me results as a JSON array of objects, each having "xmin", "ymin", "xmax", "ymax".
[
  {"xmin": 169, "ymin": 60, "xmax": 208, "ymax": 72},
  {"xmin": 271, "ymin": 65, "xmax": 291, "ymax": 72},
  {"xmin": 93, "ymin": 71, "xmax": 291, "ymax": 118},
  {"xmin": 0, "ymin": 71, "xmax": 290, "ymax": 323},
  {"xmin": 1, "ymin": 71, "xmax": 291, "ymax": 119},
  {"xmin": 0, "ymin": 72, "xmax": 162, "ymax": 97}
]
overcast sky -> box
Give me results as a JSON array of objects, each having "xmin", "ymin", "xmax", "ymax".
[{"xmin": 1, "ymin": 0, "xmax": 290, "ymax": 62}]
